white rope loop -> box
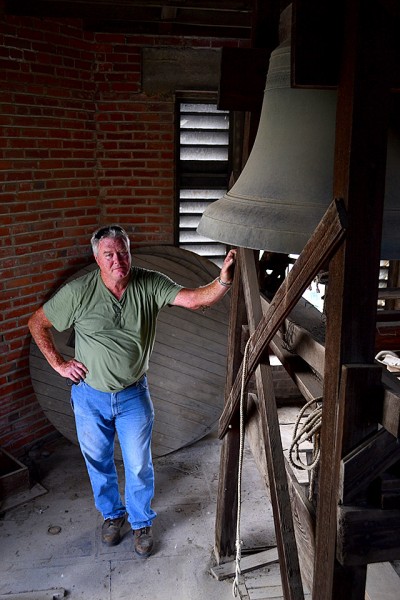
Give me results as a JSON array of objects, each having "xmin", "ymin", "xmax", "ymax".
[{"xmin": 232, "ymin": 338, "xmax": 251, "ymax": 598}]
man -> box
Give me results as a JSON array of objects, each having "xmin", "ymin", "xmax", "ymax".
[{"xmin": 28, "ymin": 225, "xmax": 236, "ymax": 558}]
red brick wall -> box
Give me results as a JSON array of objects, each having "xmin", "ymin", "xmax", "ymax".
[
  {"xmin": 0, "ymin": 15, "xmax": 98, "ymax": 454},
  {"xmin": 0, "ymin": 11, "xmax": 247, "ymax": 455},
  {"xmin": 93, "ymin": 34, "xmax": 175, "ymax": 242}
]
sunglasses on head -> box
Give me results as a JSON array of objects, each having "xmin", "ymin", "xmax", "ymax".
[{"xmin": 94, "ymin": 225, "xmax": 124, "ymax": 240}]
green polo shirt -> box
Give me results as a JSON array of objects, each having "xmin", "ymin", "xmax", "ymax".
[{"xmin": 43, "ymin": 266, "xmax": 182, "ymax": 392}]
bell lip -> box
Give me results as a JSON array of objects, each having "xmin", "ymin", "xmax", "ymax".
[
  {"xmin": 197, "ymin": 220, "xmax": 310, "ymax": 256},
  {"xmin": 197, "ymin": 196, "xmax": 400, "ymax": 258},
  {"xmin": 197, "ymin": 223, "xmax": 308, "ymax": 254},
  {"xmin": 196, "ymin": 191, "xmax": 322, "ymax": 254}
]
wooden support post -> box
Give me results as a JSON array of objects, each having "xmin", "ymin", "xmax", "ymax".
[
  {"xmin": 240, "ymin": 248, "xmax": 304, "ymax": 600},
  {"xmin": 214, "ymin": 258, "xmax": 247, "ymax": 562},
  {"xmin": 312, "ymin": 1, "xmax": 392, "ymax": 598}
]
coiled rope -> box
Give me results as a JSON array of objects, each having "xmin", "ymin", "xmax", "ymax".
[{"xmin": 288, "ymin": 397, "xmax": 322, "ymax": 501}]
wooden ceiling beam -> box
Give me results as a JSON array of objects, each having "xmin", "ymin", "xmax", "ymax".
[
  {"xmin": 5, "ymin": 0, "xmax": 253, "ymax": 10},
  {"xmin": 292, "ymin": 0, "xmax": 400, "ymax": 90},
  {"xmin": 4, "ymin": 0, "xmax": 253, "ymax": 38},
  {"xmin": 82, "ymin": 19, "xmax": 250, "ymax": 38}
]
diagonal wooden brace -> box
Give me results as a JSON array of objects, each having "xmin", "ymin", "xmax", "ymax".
[{"xmin": 219, "ymin": 198, "xmax": 347, "ymax": 439}]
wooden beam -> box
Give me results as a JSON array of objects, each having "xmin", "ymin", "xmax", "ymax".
[
  {"xmin": 337, "ymin": 506, "xmax": 400, "ymax": 565},
  {"xmin": 219, "ymin": 197, "xmax": 347, "ymax": 439},
  {"xmin": 285, "ymin": 461, "xmax": 316, "ymax": 592},
  {"xmin": 246, "ymin": 393, "xmax": 317, "ymax": 591},
  {"xmin": 262, "ymin": 295, "xmax": 326, "ymax": 379},
  {"xmin": 385, "ymin": 261, "xmax": 400, "ymax": 310},
  {"xmin": 339, "ymin": 365, "xmax": 383, "ymax": 456},
  {"xmin": 268, "ymin": 333, "xmax": 324, "ymax": 403},
  {"xmin": 292, "ymin": 0, "xmax": 344, "ymax": 88},
  {"xmin": 250, "ymin": 0, "xmax": 280, "ymax": 49},
  {"xmin": 218, "ymin": 48, "xmax": 270, "ymax": 112},
  {"xmin": 263, "ymin": 295, "xmax": 400, "ymax": 439},
  {"xmin": 214, "ymin": 258, "xmax": 247, "ymax": 562},
  {"xmin": 313, "ymin": 0, "xmax": 392, "ymax": 598},
  {"xmin": 381, "ymin": 370, "xmax": 400, "ymax": 437},
  {"xmin": 339, "ymin": 428, "xmax": 400, "ymax": 504},
  {"xmin": 292, "ymin": 0, "xmax": 400, "ymax": 90},
  {"xmin": 366, "ymin": 561, "xmax": 400, "ymax": 600},
  {"xmin": 267, "ymin": 290, "xmax": 400, "ymax": 440},
  {"xmin": 378, "ymin": 287, "xmax": 400, "ymax": 299},
  {"xmin": 240, "ymin": 248, "xmax": 304, "ymax": 600},
  {"xmin": 211, "ymin": 547, "xmax": 279, "ymax": 581}
]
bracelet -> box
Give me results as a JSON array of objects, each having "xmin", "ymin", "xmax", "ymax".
[{"xmin": 217, "ymin": 276, "xmax": 232, "ymax": 287}]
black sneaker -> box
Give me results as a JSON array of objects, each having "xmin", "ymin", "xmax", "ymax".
[
  {"xmin": 101, "ymin": 515, "xmax": 125, "ymax": 546},
  {"xmin": 133, "ymin": 526, "xmax": 153, "ymax": 558}
]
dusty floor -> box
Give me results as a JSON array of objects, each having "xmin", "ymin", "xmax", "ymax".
[{"xmin": 0, "ymin": 432, "xmax": 275, "ymax": 600}]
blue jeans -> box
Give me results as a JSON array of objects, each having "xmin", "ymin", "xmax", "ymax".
[{"xmin": 71, "ymin": 375, "xmax": 156, "ymax": 529}]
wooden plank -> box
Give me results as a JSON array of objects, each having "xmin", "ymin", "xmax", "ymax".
[
  {"xmin": 246, "ymin": 393, "xmax": 316, "ymax": 592},
  {"xmin": 150, "ymin": 383, "xmax": 221, "ymax": 419},
  {"xmin": 240, "ymin": 249, "xmax": 304, "ymax": 600},
  {"xmin": 246, "ymin": 570, "xmax": 283, "ymax": 590},
  {"xmin": 211, "ymin": 548, "xmax": 279, "ymax": 581},
  {"xmin": 339, "ymin": 365, "xmax": 382, "ymax": 456},
  {"xmin": 376, "ymin": 310, "xmax": 400, "ymax": 321},
  {"xmin": 238, "ymin": 564, "xmax": 313, "ymax": 600},
  {"xmin": 151, "ymin": 343, "xmax": 227, "ymax": 379},
  {"xmin": 246, "ymin": 585, "xmax": 283, "ymax": 599},
  {"xmin": 237, "ymin": 581, "xmax": 251, "ymax": 600},
  {"xmin": 380, "ymin": 371, "xmax": 400, "ymax": 438},
  {"xmin": 285, "ymin": 462, "xmax": 316, "ymax": 592},
  {"xmin": 365, "ymin": 562, "xmax": 400, "ymax": 600},
  {"xmin": 269, "ymin": 338, "xmax": 323, "ymax": 404},
  {"xmin": 337, "ymin": 506, "xmax": 400, "ymax": 565},
  {"xmin": 339, "ymin": 428, "xmax": 400, "ymax": 503},
  {"xmin": 0, "ymin": 590, "xmax": 65, "ymax": 600},
  {"xmin": 219, "ymin": 198, "xmax": 347, "ymax": 438},
  {"xmin": 378, "ymin": 288, "xmax": 400, "ymax": 300},
  {"xmin": 157, "ymin": 311, "xmax": 229, "ymax": 350},
  {"xmin": 266, "ymin": 298, "xmax": 326, "ymax": 379},
  {"xmin": 262, "ymin": 296, "xmax": 400, "ymax": 439},
  {"xmin": 0, "ymin": 482, "xmax": 48, "ymax": 513}
]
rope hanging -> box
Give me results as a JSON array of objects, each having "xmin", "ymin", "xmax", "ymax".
[
  {"xmin": 232, "ymin": 338, "xmax": 251, "ymax": 598},
  {"xmin": 288, "ymin": 397, "xmax": 322, "ymax": 501}
]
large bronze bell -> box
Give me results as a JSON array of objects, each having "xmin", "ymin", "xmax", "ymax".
[{"xmin": 197, "ymin": 16, "xmax": 400, "ymax": 258}]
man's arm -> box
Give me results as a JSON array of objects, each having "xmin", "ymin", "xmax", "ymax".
[
  {"xmin": 28, "ymin": 307, "xmax": 88, "ymax": 383},
  {"xmin": 172, "ymin": 249, "xmax": 236, "ymax": 311}
]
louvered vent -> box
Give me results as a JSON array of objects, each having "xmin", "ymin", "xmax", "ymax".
[{"xmin": 178, "ymin": 102, "xmax": 230, "ymax": 266}]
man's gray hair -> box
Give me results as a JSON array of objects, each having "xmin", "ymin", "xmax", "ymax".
[{"xmin": 91, "ymin": 225, "xmax": 130, "ymax": 256}]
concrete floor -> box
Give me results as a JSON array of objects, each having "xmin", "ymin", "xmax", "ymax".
[{"xmin": 0, "ymin": 432, "xmax": 275, "ymax": 600}]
